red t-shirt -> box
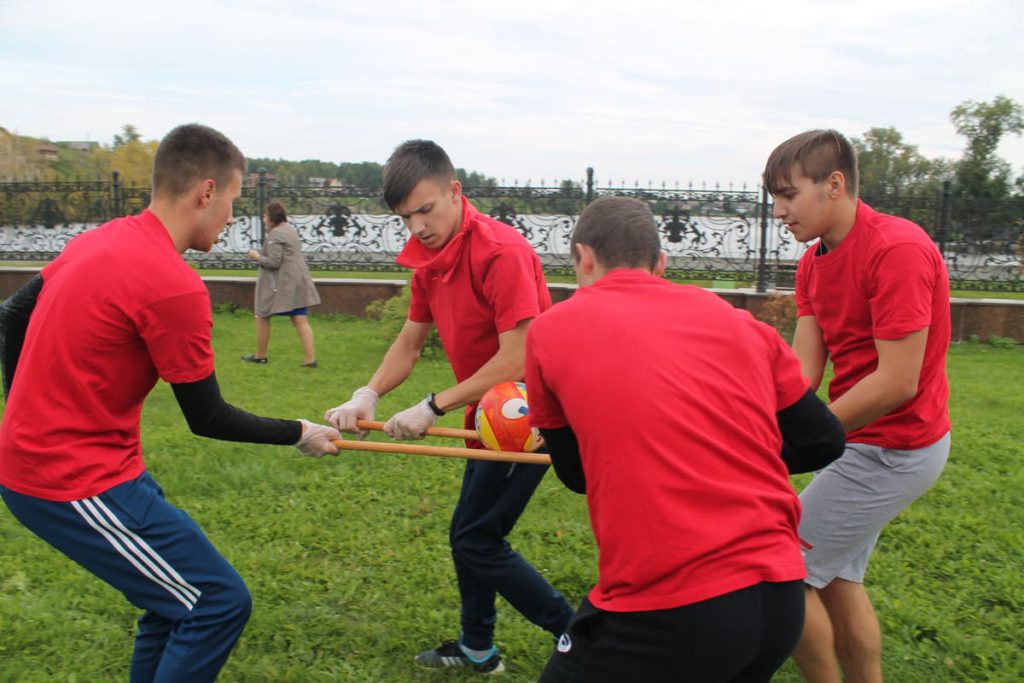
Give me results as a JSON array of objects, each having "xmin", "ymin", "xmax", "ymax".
[
  {"xmin": 526, "ymin": 270, "xmax": 809, "ymax": 612},
  {"xmin": 795, "ymin": 201, "xmax": 951, "ymax": 449},
  {"xmin": 0, "ymin": 211, "xmax": 215, "ymax": 501},
  {"xmin": 396, "ymin": 196, "xmax": 550, "ymax": 430}
]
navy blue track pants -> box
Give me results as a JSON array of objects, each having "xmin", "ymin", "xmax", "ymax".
[
  {"xmin": 449, "ymin": 459, "xmax": 574, "ymax": 650},
  {"xmin": 1, "ymin": 471, "xmax": 251, "ymax": 682}
]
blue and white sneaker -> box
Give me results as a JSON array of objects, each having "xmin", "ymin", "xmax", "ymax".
[{"xmin": 414, "ymin": 639, "xmax": 505, "ymax": 674}]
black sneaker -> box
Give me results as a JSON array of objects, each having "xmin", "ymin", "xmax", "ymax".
[
  {"xmin": 241, "ymin": 354, "xmax": 268, "ymax": 364},
  {"xmin": 414, "ymin": 639, "xmax": 505, "ymax": 674}
]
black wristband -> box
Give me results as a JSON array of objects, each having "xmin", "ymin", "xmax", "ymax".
[{"xmin": 426, "ymin": 392, "xmax": 446, "ymax": 416}]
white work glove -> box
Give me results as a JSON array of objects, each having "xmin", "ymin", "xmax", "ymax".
[
  {"xmin": 324, "ymin": 385, "xmax": 379, "ymax": 438},
  {"xmin": 295, "ymin": 419, "xmax": 341, "ymax": 457},
  {"xmin": 383, "ymin": 397, "xmax": 439, "ymax": 440}
]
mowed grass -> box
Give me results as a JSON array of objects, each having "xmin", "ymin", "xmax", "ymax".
[{"xmin": 0, "ymin": 311, "xmax": 1022, "ymax": 682}]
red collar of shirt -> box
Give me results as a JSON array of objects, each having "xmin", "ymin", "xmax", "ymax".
[
  {"xmin": 592, "ymin": 268, "xmax": 667, "ymax": 287},
  {"xmin": 395, "ymin": 196, "xmax": 490, "ymax": 281}
]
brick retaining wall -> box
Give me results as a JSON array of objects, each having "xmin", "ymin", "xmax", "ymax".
[{"xmin": 1, "ymin": 268, "xmax": 1021, "ymax": 343}]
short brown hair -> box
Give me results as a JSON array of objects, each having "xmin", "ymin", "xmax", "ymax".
[
  {"xmin": 763, "ymin": 129, "xmax": 858, "ymax": 198},
  {"xmin": 152, "ymin": 123, "xmax": 247, "ymax": 199},
  {"xmin": 264, "ymin": 200, "xmax": 288, "ymax": 226},
  {"xmin": 571, "ymin": 196, "xmax": 661, "ymax": 271},
  {"xmin": 382, "ymin": 140, "xmax": 455, "ymax": 210}
]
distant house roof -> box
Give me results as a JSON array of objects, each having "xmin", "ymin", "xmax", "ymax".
[
  {"xmin": 59, "ymin": 140, "xmax": 99, "ymax": 151},
  {"xmin": 248, "ymin": 171, "xmax": 278, "ymax": 186},
  {"xmin": 36, "ymin": 143, "xmax": 60, "ymax": 161},
  {"xmin": 308, "ymin": 177, "xmax": 345, "ymax": 187}
]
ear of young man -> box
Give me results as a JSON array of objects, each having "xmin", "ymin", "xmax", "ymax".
[{"xmin": 573, "ymin": 243, "xmax": 599, "ymax": 286}]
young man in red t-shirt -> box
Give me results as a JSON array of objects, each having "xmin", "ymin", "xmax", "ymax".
[
  {"xmin": 764, "ymin": 129, "xmax": 951, "ymax": 683},
  {"xmin": 526, "ymin": 196, "xmax": 845, "ymax": 682},
  {"xmin": 0, "ymin": 124, "xmax": 341, "ymax": 682},
  {"xmin": 324, "ymin": 140, "xmax": 573, "ymax": 673}
]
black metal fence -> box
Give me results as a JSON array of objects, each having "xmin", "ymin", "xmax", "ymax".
[{"xmin": 2, "ymin": 170, "xmax": 1021, "ymax": 292}]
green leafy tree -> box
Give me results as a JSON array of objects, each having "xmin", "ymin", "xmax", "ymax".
[
  {"xmin": 112, "ymin": 124, "xmax": 142, "ymax": 149},
  {"xmin": 245, "ymin": 158, "xmax": 389, "ymax": 187},
  {"xmin": 344, "ymin": 161, "xmax": 385, "ymax": 187},
  {"xmin": 943, "ymin": 96, "xmax": 1024, "ymax": 249},
  {"xmin": 457, "ymin": 168, "xmax": 498, "ymax": 188},
  {"xmin": 950, "ymin": 95, "xmax": 1024, "ymax": 199},
  {"xmin": 110, "ymin": 137, "xmax": 158, "ymax": 187},
  {"xmin": 852, "ymin": 127, "xmax": 944, "ymax": 196},
  {"xmin": 246, "ymin": 158, "xmax": 499, "ymax": 190}
]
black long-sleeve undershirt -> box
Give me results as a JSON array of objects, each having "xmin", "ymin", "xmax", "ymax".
[
  {"xmin": 0, "ymin": 274, "xmax": 43, "ymax": 399},
  {"xmin": 540, "ymin": 387, "xmax": 846, "ymax": 493},
  {"xmin": 171, "ymin": 372, "xmax": 301, "ymax": 445},
  {"xmin": 776, "ymin": 388, "xmax": 846, "ymax": 474},
  {"xmin": 539, "ymin": 426, "xmax": 586, "ymax": 493}
]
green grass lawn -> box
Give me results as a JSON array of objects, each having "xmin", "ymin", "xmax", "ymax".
[{"xmin": 0, "ymin": 312, "xmax": 1022, "ymax": 682}]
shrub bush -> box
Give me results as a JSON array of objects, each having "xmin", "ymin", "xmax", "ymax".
[
  {"xmin": 364, "ymin": 287, "xmax": 447, "ymax": 360},
  {"xmin": 755, "ymin": 293, "xmax": 798, "ymax": 341},
  {"xmin": 988, "ymin": 335, "xmax": 1018, "ymax": 349}
]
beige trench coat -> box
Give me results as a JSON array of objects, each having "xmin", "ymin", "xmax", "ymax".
[{"xmin": 254, "ymin": 222, "xmax": 321, "ymax": 316}]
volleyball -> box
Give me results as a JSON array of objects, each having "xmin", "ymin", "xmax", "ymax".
[{"xmin": 474, "ymin": 381, "xmax": 542, "ymax": 452}]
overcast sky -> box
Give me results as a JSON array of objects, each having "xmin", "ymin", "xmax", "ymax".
[{"xmin": 2, "ymin": 0, "xmax": 1022, "ymax": 188}]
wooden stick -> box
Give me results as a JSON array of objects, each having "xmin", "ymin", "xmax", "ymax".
[
  {"xmin": 332, "ymin": 438, "xmax": 550, "ymax": 465},
  {"xmin": 356, "ymin": 419, "xmax": 478, "ymax": 441}
]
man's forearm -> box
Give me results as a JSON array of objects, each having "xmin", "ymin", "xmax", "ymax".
[
  {"xmin": 792, "ymin": 316, "xmax": 828, "ymax": 391},
  {"xmin": 172, "ymin": 373, "xmax": 300, "ymax": 444},
  {"xmin": 367, "ymin": 342, "xmax": 421, "ymax": 397},
  {"xmin": 831, "ymin": 330, "xmax": 927, "ymax": 433},
  {"xmin": 829, "ymin": 370, "xmax": 917, "ymax": 433}
]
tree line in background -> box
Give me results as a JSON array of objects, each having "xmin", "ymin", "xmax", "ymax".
[
  {"xmin": 1, "ymin": 95, "xmax": 1022, "ymax": 202},
  {"xmin": 0, "ymin": 123, "xmax": 498, "ymax": 190},
  {"xmin": 853, "ymin": 95, "xmax": 1023, "ymax": 200},
  {"xmin": 244, "ymin": 157, "xmax": 499, "ymax": 189}
]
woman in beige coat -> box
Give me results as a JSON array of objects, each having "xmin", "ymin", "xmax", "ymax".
[{"xmin": 242, "ymin": 201, "xmax": 321, "ymax": 367}]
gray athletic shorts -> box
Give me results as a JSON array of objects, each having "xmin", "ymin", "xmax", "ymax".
[{"xmin": 799, "ymin": 432, "xmax": 950, "ymax": 588}]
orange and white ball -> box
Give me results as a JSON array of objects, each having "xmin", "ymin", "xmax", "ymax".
[{"xmin": 474, "ymin": 381, "xmax": 542, "ymax": 452}]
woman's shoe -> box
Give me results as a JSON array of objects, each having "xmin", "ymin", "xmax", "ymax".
[
  {"xmin": 241, "ymin": 354, "xmax": 268, "ymax": 364},
  {"xmin": 301, "ymin": 360, "xmax": 318, "ymax": 368}
]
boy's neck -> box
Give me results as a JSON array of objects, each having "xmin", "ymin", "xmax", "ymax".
[{"xmin": 820, "ymin": 198, "xmax": 858, "ymax": 251}]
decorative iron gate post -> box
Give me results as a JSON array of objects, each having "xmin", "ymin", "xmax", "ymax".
[
  {"xmin": 585, "ymin": 167, "xmax": 594, "ymax": 204},
  {"xmin": 756, "ymin": 184, "xmax": 769, "ymax": 293},
  {"xmin": 257, "ymin": 168, "xmax": 268, "ymax": 244},
  {"xmin": 938, "ymin": 179, "xmax": 951, "ymax": 259},
  {"xmin": 112, "ymin": 170, "xmax": 122, "ymax": 217}
]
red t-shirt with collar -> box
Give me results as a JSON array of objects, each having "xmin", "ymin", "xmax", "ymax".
[
  {"xmin": 795, "ymin": 200, "xmax": 951, "ymax": 449},
  {"xmin": 396, "ymin": 196, "xmax": 550, "ymax": 430},
  {"xmin": 526, "ymin": 270, "xmax": 809, "ymax": 612},
  {"xmin": 0, "ymin": 210, "xmax": 216, "ymax": 501}
]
